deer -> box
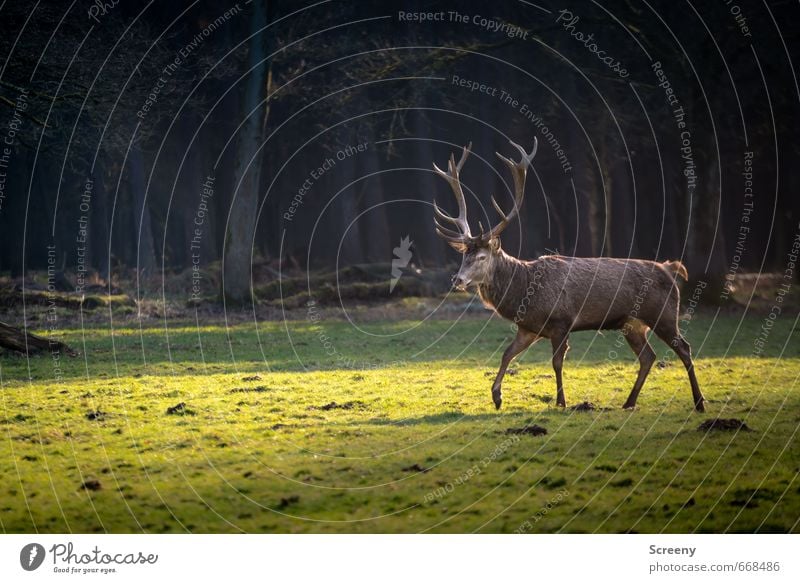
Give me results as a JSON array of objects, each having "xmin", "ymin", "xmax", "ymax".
[{"xmin": 432, "ymin": 139, "xmax": 705, "ymax": 412}]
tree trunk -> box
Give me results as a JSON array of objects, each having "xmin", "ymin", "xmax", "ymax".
[
  {"xmin": 688, "ymin": 148, "xmax": 727, "ymax": 299},
  {"xmin": 129, "ymin": 146, "xmax": 156, "ymax": 276},
  {"xmin": 412, "ymin": 110, "xmax": 444, "ymax": 266},
  {"xmin": 356, "ymin": 121, "xmax": 390, "ymax": 263},
  {"xmin": 223, "ymin": 1, "xmax": 270, "ymax": 304},
  {"xmin": 91, "ymin": 162, "xmax": 110, "ymax": 282}
]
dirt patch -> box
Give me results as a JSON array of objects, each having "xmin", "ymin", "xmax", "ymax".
[
  {"xmin": 230, "ymin": 386, "xmax": 271, "ymax": 394},
  {"xmin": 86, "ymin": 410, "xmax": 107, "ymax": 421},
  {"xmin": 402, "ymin": 463, "xmax": 430, "ymax": 473},
  {"xmin": 506, "ymin": 424, "xmax": 547, "ymax": 436},
  {"xmin": 698, "ymin": 418, "xmax": 752, "ymax": 432},
  {"xmin": 80, "ymin": 479, "xmax": 102, "ymax": 492},
  {"xmin": 571, "ymin": 401, "xmax": 597, "ymax": 411},
  {"xmin": 242, "ymin": 375, "xmax": 262, "ymax": 382},
  {"xmin": 166, "ymin": 402, "xmax": 195, "ymax": 416},
  {"xmin": 277, "ymin": 495, "xmax": 299, "ymax": 509},
  {"xmin": 309, "ymin": 401, "xmax": 366, "ymax": 411}
]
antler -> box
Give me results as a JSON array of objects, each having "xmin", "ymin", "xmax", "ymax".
[
  {"xmin": 486, "ymin": 138, "xmax": 538, "ymax": 239},
  {"xmin": 432, "ymin": 142, "xmax": 472, "ymax": 242}
]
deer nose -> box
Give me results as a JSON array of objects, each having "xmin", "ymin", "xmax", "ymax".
[{"xmin": 452, "ymin": 274, "xmax": 467, "ymax": 289}]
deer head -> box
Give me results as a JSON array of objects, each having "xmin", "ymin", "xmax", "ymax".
[{"xmin": 433, "ymin": 138, "xmax": 538, "ymax": 289}]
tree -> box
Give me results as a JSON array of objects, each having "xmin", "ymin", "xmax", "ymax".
[{"xmin": 223, "ymin": 0, "xmax": 271, "ymax": 304}]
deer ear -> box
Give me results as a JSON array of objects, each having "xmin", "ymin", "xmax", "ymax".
[
  {"xmin": 488, "ymin": 237, "xmax": 501, "ymax": 252},
  {"xmin": 447, "ymin": 240, "xmax": 468, "ymax": 253}
]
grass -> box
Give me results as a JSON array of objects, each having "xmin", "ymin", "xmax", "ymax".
[{"xmin": 0, "ymin": 309, "xmax": 798, "ymax": 533}]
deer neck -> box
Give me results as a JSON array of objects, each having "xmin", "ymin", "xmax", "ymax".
[{"xmin": 477, "ymin": 251, "xmax": 527, "ymax": 318}]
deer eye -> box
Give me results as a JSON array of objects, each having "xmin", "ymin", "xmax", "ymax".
[{"xmin": 477, "ymin": 255, "xmax": 487, "ymax": 261}]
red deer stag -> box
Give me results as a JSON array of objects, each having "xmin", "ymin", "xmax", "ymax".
[{"xmin": 432, "ymin": 139, "xmax": 705, "ymax": 412}]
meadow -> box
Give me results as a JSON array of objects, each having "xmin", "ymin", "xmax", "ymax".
[{"xmin": 1, "ymin": 308, "xmax": 798, "ymax": 533}]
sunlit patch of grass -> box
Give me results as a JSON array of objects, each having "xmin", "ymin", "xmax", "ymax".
[{"xmin": 0, "ymin": 312, "xmax": 798, "ymax": 533}]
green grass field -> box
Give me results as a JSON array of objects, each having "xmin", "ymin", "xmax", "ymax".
[{"xmin": 1, "ymin": 309, "xmax": 798, "ymax": 533}]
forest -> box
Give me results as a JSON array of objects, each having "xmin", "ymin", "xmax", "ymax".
[{"xmin": 1, "ymin": 0, "xmax": 797, "ymax": 304}]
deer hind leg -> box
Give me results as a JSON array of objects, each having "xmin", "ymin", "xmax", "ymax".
[
  {"xmin": 491, "ymin": 328, "xmax": 537, "ymax": 410},
  {"xmin": 550, "ymin": 331, "xmax": 570, "ymax": 407},
  {"xmin": 652, "ymin": 321, "xmax": 705, "ymax": 412},
  {"xmin": 621, "ymin": 320, "xmax": 657, "ymax": 410}
]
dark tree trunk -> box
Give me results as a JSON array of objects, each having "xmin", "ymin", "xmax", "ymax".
[
  {"xmin": 336, "ymin": 134, "xmax": 365, "ymax": 265},
  {"xmin": 90, "ymin": 162, "xmax": 110, "ymax": 281},
  {"xmin": 412, "ymin": 110, "xmax": 445, "ymax": 266},
  {"xmin": 687, "ymin": 148, "xmax": 727, "ymax": 299},
  {"xmin": 358, "ymin": 122, "xmax": 390, "ymax": 263},
  {"xmin": 129, "ymin": 146, "xmax": 156, "ymax": 276},
  {"xmin": 223, "ymin": 0, "xmax": 270, "ymax": 303}
]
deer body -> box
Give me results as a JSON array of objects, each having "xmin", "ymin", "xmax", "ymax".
[
  {"xmin": 479, "ymin": 253, "xmax": 678, "ymax": 334},
  {"xmin": 432, "ymin": 140, "xmax": 705, "ymax": 411}
]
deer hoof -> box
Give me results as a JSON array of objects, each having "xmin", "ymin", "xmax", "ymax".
[
  {"xmin": 695, "ymin": 401, "xmax": 706, "ymax": 413},
  {"xmin": 622, "ymin": 402, "xmax": 637, "ymax": 410}
]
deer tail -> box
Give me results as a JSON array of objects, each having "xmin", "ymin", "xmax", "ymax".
[{"xmin": 663, "ymin": 260, "xmax": 688, "ymax": 281}]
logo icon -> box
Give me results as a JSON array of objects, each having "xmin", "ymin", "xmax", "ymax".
[
  {"xmin": 20, "ymin": 543, "xmax": 46, "ymax": 571},
  {"xmin": 390, "ymin": 236, "xmax": 413, "ymax": 293}
]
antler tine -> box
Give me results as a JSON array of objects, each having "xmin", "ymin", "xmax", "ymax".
[
  {"xmin": 434, "ymin": 225, "xmax": 467, "ymax": 243},
  {"xmin": 508, "ymin": 137, "xmax": 538, "ymax": 166},
  {"xmin": 433, "ymin": 216, "xmax": 464, "ymax": 239},
  {"xmin": 431, "ymin": 142, "xmax": 473, "ymax": 239},
  {"xmin": 455, "ymin": 141, "xmax": 472, "ymax": 172},
  {"xmin": 487, "ymin": 138, "xmax": 538, "ymax": 239}
]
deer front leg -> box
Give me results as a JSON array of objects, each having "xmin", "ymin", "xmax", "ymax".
[
  {"xmin": 491, "ymin": 329, "xmax": 537, "ymax": 410},
  {"xmin": 550, "ymin": 331, "xmax": 570, "ymax": 407}
]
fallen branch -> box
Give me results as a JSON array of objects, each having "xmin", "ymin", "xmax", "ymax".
[{"xmin": 0, "ymin": 321, "xmax": 76, "ymax": 356}]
